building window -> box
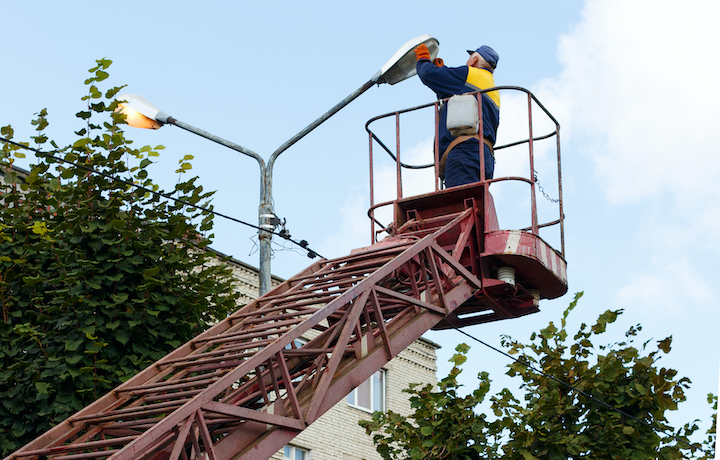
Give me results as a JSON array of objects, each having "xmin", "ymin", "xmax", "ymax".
[
  {"xmin": 283, "ymin": 445, "xmax": 309, "ymax": 460},
  {"xmin": 285, "ymin": 338, "xmax": 306, "ymax": 350},
  {"xmin": 346, "ymin": 369, "xmax": 385, "ymax": 412}
]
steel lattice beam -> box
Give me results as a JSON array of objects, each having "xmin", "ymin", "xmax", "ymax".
[{"xmin": 7, "ymin": 207, "xmax": 489, "ymax": 460}]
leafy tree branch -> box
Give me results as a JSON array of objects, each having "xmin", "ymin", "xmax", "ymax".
[{"xmin": 0, "ymin": 59, "xmax": 241, "ymax": 455}]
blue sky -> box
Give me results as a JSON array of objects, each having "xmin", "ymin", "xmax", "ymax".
[{"xmin": 2, "ymin": 0, "xmax": 718, "ymax": 442}]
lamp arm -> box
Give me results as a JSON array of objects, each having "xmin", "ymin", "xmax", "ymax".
[
  {"xmin": 167, "ymin": 117, "xmax": 265, "ymax": 169},
  {"xmin": 267, "ymin": 77, "xmax": 378, "ymax": 170}
]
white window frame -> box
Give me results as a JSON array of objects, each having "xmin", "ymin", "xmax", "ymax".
[
  {"xmin": 285, "ymin": 338, "xmax": 307, "ymax": 383},
  {"xmin": 283, "ymin": 444, "xmax": 309, "ymax": 460},
  {"xmin": 285, "ymin": 338, "xmax": 307, "ymax": 350},
  {"xmin": 346, "ymin": 369, "xmax": 385, "ymax": 413}
]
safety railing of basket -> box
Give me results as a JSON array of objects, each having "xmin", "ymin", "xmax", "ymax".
[{"xmin": 365, "ymin": 86, "xmax": 564, "ymax": 257}]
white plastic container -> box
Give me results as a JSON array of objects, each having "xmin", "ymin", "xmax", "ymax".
[{"xmin": 446, "ymin": 94, "xmax": 479, "ymax": 137}]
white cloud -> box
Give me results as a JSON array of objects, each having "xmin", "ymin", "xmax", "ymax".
[
  {"xmin": 615, "ymin": 260, "xmax": 713, "ymax": 314},
  {"xmin": 528, "ymin": 0, "xmax": 720, "ymax": 298},
  {"xmin": 536, "ymin": 0, "xmax": 720, "ymax": 205},
  {"xmin": 318, "ymin": 188, "xmax": 372, "ymax": 258}
]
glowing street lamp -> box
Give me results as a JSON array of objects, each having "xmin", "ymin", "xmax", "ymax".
[
  {"xmin": 116, "ymin": 94, "xmax": 165, "ymax": 129},
  {"xmin": 118, "ymin": 35, "xmax": 438, "ymax": 296}
]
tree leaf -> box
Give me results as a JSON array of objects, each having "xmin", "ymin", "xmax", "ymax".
[
  {"xmin": 657, "ymin": 337, "xmax": 672, "ymax": 353},
  {"xmin": 115, "ymin": 329, "xmax": 130, "ymax": 345},
  {"xmin": 35, "ymin": 382, "xmax": 50, "ymax": 395}
]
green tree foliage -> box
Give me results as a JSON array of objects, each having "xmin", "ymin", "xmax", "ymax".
[
  {"xmin": 362, "ymin": 292, "xmax": 716, "ymax": 459},
  {"xmin": 359, "ymin": 343, "xmax": 501, "ymax": 459},
  {"xmin": 697, "ymin": 394, "xmax": 717, "ymax": 459},
  {"xmin": 492, "ymin": 292, "xmax": 705, "ymax": 459},
  {"xmin": 0, "ymin": 59, "xmax": 241, "ymax": 455}
]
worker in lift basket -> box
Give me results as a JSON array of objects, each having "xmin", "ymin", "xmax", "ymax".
[{"xmin": 414, "ymin": 44, "xmax": 500, "ymax": 188}]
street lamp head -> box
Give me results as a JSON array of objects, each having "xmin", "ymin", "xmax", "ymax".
[
  {"xmin": 116, "ymin": 94, "xmax": 171, "ymax": 129},
  {"xmin": 117, "ymin": 105, "xmax": 162, "ymax": 129},
  {"xmin": 374, "ymin": 34, "xmax": 439, "ymax": 86}
]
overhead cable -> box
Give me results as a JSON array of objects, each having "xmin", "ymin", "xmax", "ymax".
[{"xmin": 0, "ymin": 137, "xmax": 324, "ymax": 259}]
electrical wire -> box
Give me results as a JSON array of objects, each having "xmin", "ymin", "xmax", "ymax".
[
  {"xmin": 0, "ymin": 137, "xmax": 324, "ymax": 259},
  {"xmin": 454, "ymin": 328, "xmax": 710, "ymax": 455},
  {"xmin": 272, "ymin": 237, "xmax": 310, "ymax": 258}
]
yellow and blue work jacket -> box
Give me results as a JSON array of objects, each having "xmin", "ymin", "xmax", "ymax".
[{"xmin": 416, "ymin": 59, "xmax": 500, "ymax": 155}]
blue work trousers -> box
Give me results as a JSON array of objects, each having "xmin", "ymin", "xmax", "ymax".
[{"xmin": 444, "ymin": 143, "xmax": 495, "ymax": 188}]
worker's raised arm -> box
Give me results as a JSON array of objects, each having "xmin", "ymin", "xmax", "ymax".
[{"xmin": 414, "ymin": 45, "xmax": 470, "ymax": 99}]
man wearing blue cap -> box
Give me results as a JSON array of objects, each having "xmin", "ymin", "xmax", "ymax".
[{"xmin": 414, "ymin": 44, "xmax": 500, "ymax": 188}]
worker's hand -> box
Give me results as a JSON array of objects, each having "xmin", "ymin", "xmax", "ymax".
[
  {"xmin": 414, "ymin": 44, "xmax": 431, "ymax": 61},
  {"xmin": 433, "ymin": 57, "xmax": 444, "ymax": 67}
]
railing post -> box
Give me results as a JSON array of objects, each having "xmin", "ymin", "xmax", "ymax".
[
  {"xmin": 527, "ymin": 93, "xmax": 539, "ymax": 235},
  {"xmin": 434, "ymin": 102, "xmax": 440, "ymax": 191},
  {"xmin": 556, "ymin": 125, "xmax": 565, "ymax": 256},
  {"xmin": 395, "ymin": 112, "xmax": 402, "ymax": 200},
  {"xmin": 369, "ymin": 130, "xmax": 376, "ymax": 244},
  {"xmin": 478, "ymin": 93, "xmax": 485, "ymax": 183}
]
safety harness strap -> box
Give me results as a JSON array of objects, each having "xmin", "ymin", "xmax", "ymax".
[{"xmin": 439, "ymin": 135, "xmax": 494, "ymax": 179}]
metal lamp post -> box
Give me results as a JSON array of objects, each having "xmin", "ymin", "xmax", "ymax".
[{"xmin": 118, "ymin": 35, "xmax": 439, "ymax": 296}]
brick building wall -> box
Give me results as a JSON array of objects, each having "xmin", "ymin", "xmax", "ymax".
[{"xmin": 210, "ymin": 249, "xmax": 284, "ymax": 306}]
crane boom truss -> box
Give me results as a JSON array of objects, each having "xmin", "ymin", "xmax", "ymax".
[{"xmin": 8, "ymin": 205, "xmax": 491, "ymax": 460}]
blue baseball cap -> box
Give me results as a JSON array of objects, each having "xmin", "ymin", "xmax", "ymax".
[{"xmin": 467, "ymin": 45, "xmax": 499, "ymax": 69}]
